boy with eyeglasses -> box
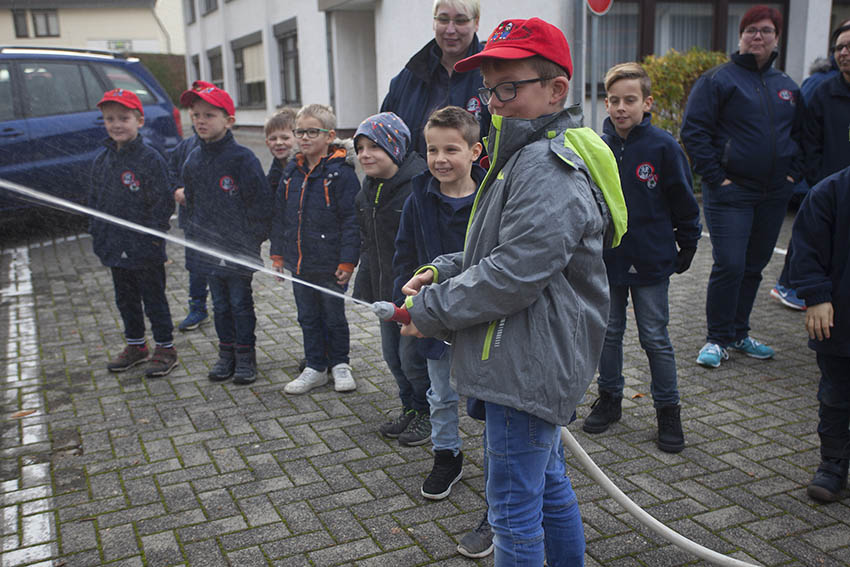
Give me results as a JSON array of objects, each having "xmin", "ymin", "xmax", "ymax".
[
  {"xmin": 399, "ymin": 17, "xmax": 626, "ymax": 565},
  {"xmin": 271, "ymin": 104, "xmax": 360, "ymax": 394}
]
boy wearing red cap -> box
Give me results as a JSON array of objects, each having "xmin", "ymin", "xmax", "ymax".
[
  {"xmin": 179, "ymin": 85, "xmax": 273, "ymax": 384},
  {"xmin": 89, "ymin": 89, "xmax": 178, "ymax": 377},
  {"xmin": 399, "ymin": 17, "xmax": 626, "ymax": 566}
]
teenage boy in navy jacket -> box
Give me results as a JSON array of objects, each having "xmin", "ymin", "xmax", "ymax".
[
  {"xmin": 271, "ymin": 104, "xmax": 360, "ymax": 395},
  {"xmin": 790, "ymin": 166, "xmax": 850, "ymax": 503},
  {"xmin": 180, "ymin": 85, "xmax": 273, "ymax": 385},
  {"xmin": 88, "ymin": 89, "xmax": 177, "ymax": 377},
  {"xmin": 583, "ymin": 63, "xmax": 701, "ymax": 454}
]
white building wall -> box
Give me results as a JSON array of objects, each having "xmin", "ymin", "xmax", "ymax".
[
  {"xmin": 329, "ymin": 10, "xmax": 377, "ymax": 129},
  {"xmin": 786, "ymin": 0, "xmax": 834, "ymax": 85}
]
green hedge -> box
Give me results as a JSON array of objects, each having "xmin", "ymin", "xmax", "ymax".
[{"xmin": 131, "ymin": 52, "xmax": 186, "ymax": 106}]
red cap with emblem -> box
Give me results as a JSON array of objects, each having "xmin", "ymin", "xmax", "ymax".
[
  {"xmin": 97, "ymin": 88, "xmax": 144, "ymax": 116},
  {"xmin": 179, "ymin": 83, "xmax": 235, "ymax": 116}
]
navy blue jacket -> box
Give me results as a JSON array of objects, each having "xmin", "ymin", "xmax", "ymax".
[
  {"xmin": 392, "ymin": 166, "xmax": 484, "ymax": 358},
  {"xmin": 602, "ymin": 114, "xmax": 701, "ymax": 286},
  {"xmin": 381, "ymin": 36, "xmax": 490, "ymax": 157},
  {"xmin": 182, "ymin": 130, "xmax": 273, "ymax": 276},
  {"xmin": 88, "ymin": 135, "xmax": 173, "ymax": 269},
  {"xmin": 353, "ymin": 151, "xmax": 427, "ymax": 303},
  {"xmin": 801, "ymin": 56, "xmax": 838, "ymax": 102},
  {"xmin": 682, "ymin": 51, "xmax": 804, "ymax": 190},
  {"xmin": 267, "ymin": 158, "xmax": 286, "ymax": 196},
  {"xmin": 789, "ymin": 166, "xmax": 850, "ymax": 357},
  {"xmin": 168, "ymin": 132, "xmax": 201, "ymax": 229},
  {"xmin": 804, "ymin": 73, "xmax": 850, "ymax": 185},
  {"xmin": 270, "ymin": 145, "xmax": 360, "ymax": 276}
]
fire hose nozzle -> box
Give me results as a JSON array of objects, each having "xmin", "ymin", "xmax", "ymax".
[{"xmin": 372, "ymin": 301, "xmax": 411, "ymax": 325}]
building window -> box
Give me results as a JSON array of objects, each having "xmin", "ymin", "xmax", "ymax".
[
  {"xmin": 655, "ymin": 2, "xmax": 713, "ymax": 55},
  {"xmin": 207, "ymin": 48, "xmax": 223, "ymax": 89},
  {"xmin": 201, "ymin": 0, "xmax": 218, "ymax": 16},
  {"xmin": 13, "ymin": 10, "xmax": 29, "ymax": 38},
  {"xmin": 184, "ymin": 0, "xmax": 196, "ymax": 24},
  {"xmin": 589, "ymin": 2, "xmax": 640, "ymax": 82},
  {"xmin": 191, "ymin": 54, "xmax": 200, "ymax": 83},
  {"xmin": 233, "ymin": 37, "xmax": 266, "ymax": 108},
  {"xmin": 32, "ymin": 9, "xmax": 59, "ymax": 37},
  {"xmin": 274, "ymin": 18, "xmax": 301, "ymax": 106}
]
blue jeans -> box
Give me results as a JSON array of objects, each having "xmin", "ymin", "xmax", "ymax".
[
  {"xmin": 111, "ymin": 265, "xmax": 173, "ymax": 345},
  {"xmin": 702, "ymin": 181, "xmax": 793, "ymax": 345},
  {"xmin": 207, "ymin": 273, "xmax": 255, "ymax": 346},
  {"xmin": 380, "ymin": 320, "xmax": 429, "ymax": 413},
  {"xmin": 292, "ymin": 274, "xmax": 349, "ymax": 371},
  {"xmin": 188, "ymin": 269, "xmax": 208, "ymax": 302},
  {"xmin": 485, "ymin": 402, "xmax": 585, "ymax": 566},
  {"xmin": 427, "ymin": 348, "xmax": 461, "ymax": 453},
  {"xmin": 598, "ymin": 280, "xmax": 679, "ymax": 407}
]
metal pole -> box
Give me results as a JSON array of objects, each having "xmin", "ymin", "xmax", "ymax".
[{"xmin": 590, "ymin": 13, "xmax": 599, "ymax": 132}]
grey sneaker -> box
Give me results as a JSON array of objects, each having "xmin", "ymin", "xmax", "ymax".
[
  {"xmin": 398, "ymin": 411, "xmax": 431, "ymax": 447},
  {"xmin": 457, "ymin": 511, "xmax": 494, "ymax": 559},
  {"xmin": 379, "ymin": 408, "xmax": 415, "ymax": 438}
]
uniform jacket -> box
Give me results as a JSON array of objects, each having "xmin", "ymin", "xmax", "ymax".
[
  {"xmin": 681, "ymin": 51, "xmax": 804, "ymax": 190},
  {"xmin": 393, "ymin": 166, "xmax": 484, "ymax": 359},
  {"xmin": 804, "ymin": 73, "xmax": 850, "ymax": 185},
  {"xmin": 406, "ymin": 109, "xmax": 617, "ymax": 425},
  {"xmin": 267, "ymin": 156, "xmax": 293, "ymax": 196},
  {"xmin": 182, "ymin": 130, "xmax": 273, "ymax": 276},
  {"xmin": 602, "ymin": 114, "xmax": 701, "ymax": 286},
  {"xmin": 270, "ymin": 144, "xmax": 360, "ymax": 276},
  {"xmin": 352, "ymin": 151, "xmax": 427, "ymax": 303},
  {"xmin": 88, "ymin": 135, "xmax": 173, "ymax": 269},
  {"xmin": 789, "ymin": 166, "xmax": 850, "ymax": 357},
  {"xmin": 801, "ymin": 56, "xmax": 838, "ymax": 102},
  {"xmin": 168, "ymin": 132, "xmax": 200, "ymax": 229},
  {"xmin": 380, "ymin": 37, "xmax": 490, "ymax": 157}
]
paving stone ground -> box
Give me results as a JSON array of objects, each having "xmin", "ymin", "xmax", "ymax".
[{"xmin": 1, "ymin": 129, "xmax": 849, "ymax": 566}]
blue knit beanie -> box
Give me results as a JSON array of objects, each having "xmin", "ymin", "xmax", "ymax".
[{"xmin": 354, "ymin": 112, "xmax": 411, "ymax": 166}]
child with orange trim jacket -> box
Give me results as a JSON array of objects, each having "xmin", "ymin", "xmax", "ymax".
[{"xmin": 270, "ymin": 104, "xmax": 360, "ymax": 394}]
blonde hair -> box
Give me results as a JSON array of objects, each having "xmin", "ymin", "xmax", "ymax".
[
  {"xmin": 296, "ymin": 104, "xmax": 336, "ymax": 130},
  {"xmin": 264, "ymin": 107, "xmax": 298, "ymax": 136},
  {"xmin": 604, "ymin": 62, "xmax": 651, "ymax": 98},
  {"xmin": 425, "ymin": 106, "xmax": 480, "ymax": 146},
  {"xmin": 433, "ymin": 0, "xmax": 479, "ymax": 21}
]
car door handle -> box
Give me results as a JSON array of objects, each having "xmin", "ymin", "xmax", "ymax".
[{"xmin": 0, "ymin": 128, "xmax": 24, "ymax": 138}]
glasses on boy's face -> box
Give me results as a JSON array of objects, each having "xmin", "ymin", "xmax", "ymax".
[
  {"xmin": 742, "ymin": 26, "xmax": 776, "ymax": 37},
  {"xmin": 477, "ymin": 77, "xmax": 550, "ymax": 105},
  {"xmin": 293, "ymin": 127, "xmax": 329, "ymax": 139},
  {"xmin": 834, "ymin": 43, "xmax": 850, "ymax": 54},
  {"xmin": 434, "ymin": 14, "xmax": 473, "ymax": 27}
]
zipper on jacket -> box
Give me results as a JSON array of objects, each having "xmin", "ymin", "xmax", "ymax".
[
  {"xmin": 759, "ymin": 73, "xmax": 777, "ymax": 192},
  {"xmin": 371, "ymin": 182, "xmax": 385, "ymax": 294},
  {"xmin": 295, "ymin": 161, "xmax": 320, "ymax": 274},
  {"xmin": 481, "ymin": 320, "xmax": 498, "ymax": 360}
]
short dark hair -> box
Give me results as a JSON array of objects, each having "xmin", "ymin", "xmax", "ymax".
[
  {"xmin": 264, "ymin": 107, "xmax": 298, "ymax": 136},
  {"xmin": 425, "ymin": 106, "xmax": 480, "ymax": 147},
  {"xmin": 604, "ymin": 62, "xmax": 651, "ymax": 98},
  {"xmin": 739, "ymin": 5, "xmax": 782, "ymax": 36}
]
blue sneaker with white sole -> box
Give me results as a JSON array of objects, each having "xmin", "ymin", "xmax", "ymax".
[
  {"xmin": 770, "ymin": 284, "xmax": 806, "ymax": 311},
  {"xmin": 696, "ymin": 342, "xmax": 728, "ymax": 368},
  {"xmin": 730, "ymin": 336, "xmax": 774, "ymax": 359}
]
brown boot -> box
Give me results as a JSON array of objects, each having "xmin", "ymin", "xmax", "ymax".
[
  {"xmin": 107, "ymin": 344, "xmax": 148, "ymax": 372},
  {"xmin": 145, "ymin": 346, "xmax": 178, "ymax": 377}
]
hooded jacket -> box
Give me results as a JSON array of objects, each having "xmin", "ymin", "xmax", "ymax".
[
  {"xmin": 681, "ymin": 51, "xmax": 804, "ymax": 190},
  {"xmin": 602, "ymin": 114, "xmax": 701, "ymax": 285},
  {"xmin": 405, "ymin": 109, "xmax": 620, "ymax": 425},
  {"xmin": 353, "ymin": 151, "xmax": 427, "ymax": 303},
  {"xmin": 789, "ymin": 166, "xmax": 850, "ymax": 357},
  {"xmin": 270, "ymin": 143, "xmax": 360, "ymax": 276},
  {"xmin": 88, "ymin": 135, "xmax": 173, "ymax": 269},
  {"xmin": 182, "ymin": 130, "xmax": 273, "ymax": 276},
  {"xmin": 380, "ymin": 36, "xmax": 490, "ymax": 157},
  {"xmin": 804, "ymin": 73, "xmax": 850, "ymax": 186}
]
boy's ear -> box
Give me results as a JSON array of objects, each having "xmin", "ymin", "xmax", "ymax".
[
  {"xmin": 471, "ymin": 141, "xmax": 483, "ymax": 161},
  {"xmin": 550, "ymin": 76, "xmax": 570, "ymax": 105},
  {"xmin": 225, "ymin": 115, "xmax": 236, "ymax": 128},
  {"xmin": 642, "ymin": 95, "xmax": 654, "ymax": 112},
  {"xmin": 604, "ymin": 96, "xmax": 610, "ymax": 110},
  {"xmin": 137, "ymin": 115, "xmax": 145, "ymax": 127},
  {"xmin": 327, "ymin": 128, "xmax": 336, "ymax": 140}
]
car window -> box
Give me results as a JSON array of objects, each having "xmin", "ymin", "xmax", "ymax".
[
  {"xmin": 96, "ymin": 63, "xmax": 155, "ymax": 104},
  {"xmin": 80, "ymin": 64, "xmax": 104, "ymax": 110},
  {"xmin": 0, "ymin": 65, "xmax": 13, "ymax": 121},
  {"xmin": 21, "ymin": 62, "xmax": 90, "ymax": 117}
]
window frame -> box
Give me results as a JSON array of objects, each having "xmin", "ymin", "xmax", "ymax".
[
  {"xmin": 274, "ymin": 18, "xmax": 301, "ymax": 106},
  {"xmin": 12, "ymin": 10, "xmax": 29, "ymax": 38},
  {"xmin": 184, "ymin": 0, "xmax": 196, "ymax": 24},
  {"xmin": 201, "ymin": 0, "xmax": 218, "ymax": 16},
  {"xmin": 231, "ymin": 32, "xmax": 266, "ymax": 109},
  {"xmin": 31, "ymin": 9, "xmax": 59, "ymax": 38}
]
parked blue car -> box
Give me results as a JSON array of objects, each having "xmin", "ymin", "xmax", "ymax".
[{"xmin": 0, "ymin": 46, "xmax": 182, "ymax": 215}]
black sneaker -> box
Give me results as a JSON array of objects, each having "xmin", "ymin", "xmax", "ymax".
[
  {"xmin": 457, "ymin": 510, "xmax": 494, "ymax": 559},
  {"xmin": 422, "ymin": 450, "xmax": 463, "ymax": 500},
  {"xmin": 656, "ymin": 405, "xmax": 685, "ymax": 453},
  {"xmin": 107, "ymin": 344, "xmax": 149, "ymax": 372},
  {"xmin": 379, "ymin": 408, "xmax": 415, "ymax": 438},
  {"xmin": 807, "ymin": 458, "xmax": 849, "ymax": 503},
  {"xmin": 232, "ymin": 348, "xmax": 257, "ymax": 385},
  {"xmin": 582, "ymin": 391, "xmax": 622, "ymax": 433},
  {"xmin": 208, "ymin": 346, "xmax": 235, "ymax": 382},
  {"xmin": 398, "ymin": 411, "xmax": 431, "ymax": 447}
]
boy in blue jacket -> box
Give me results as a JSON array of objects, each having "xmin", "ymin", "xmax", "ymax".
[
  {"xmin": 582, "ymin": 63, "xmax": 701, "ymax": 454},
  {"xmin": 789, "ymin": 165, "xmax": 850, "ymax": 503},
  {"xmin": 264, "ymin": 106, "xmax": 298, "ymax": 193},
  {"xmin": 270, "ymin": 104, "xmax": 360, "ymax": 395},
  {"xmin": 180, "ymin": 85, "xmax": 273, "ymax": 385},
  {"xmin": 89, "ymin": 89, "xmax": 177, "ymax": 377}
]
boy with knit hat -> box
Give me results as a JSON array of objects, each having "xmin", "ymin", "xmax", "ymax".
[
  {"xmin": 352, "ymin": 112, "xmax": 430, "ymax": 438},
  {"xmin": 89, "ymin": 88, "xmax": 178, "ymax": 377},
  {"xmin": 399, "ymin": 17, "xmax": 626, "ymax": 565}
]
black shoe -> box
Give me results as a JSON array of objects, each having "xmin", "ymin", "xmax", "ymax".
[
  {"xmin": 208, "ymin": 346, "xmax": 235, "ymax": 382},
  {"xmin": 233, "ymin": 348, "xmax": 256, "ymax": 385},
  {"xmin": 422, "ymin": 450, "xmax": 463, "ymax": 500},
  {"xmin": 656, "ymin": 405, "xmax": 685, "ymax": 453},
  {"xmin": 398, "ymin": 411, "xmax": 431, "ymax": 447},
  {"xmin": 807, "ymin": 458, "xmax": 848, "ymax": 503},
  {"xmin": 457, "ymin": 510, "xmax": 494, "ymax": 559},
  {"xmin": 379, "ymin": 408, "xmax": 415, "ymax": 438},
  {"xmin": 582, "ymin": 391, "xmax": 622, "ymax": 433}
]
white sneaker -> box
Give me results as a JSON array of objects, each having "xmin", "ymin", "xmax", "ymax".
[
  {"xmin": 331, "ymin": 363, "xmax": 356, "ymax": 392},
  {"xmin": 284, "ymin": 366, "xmax": 328, "ymax": 394}
]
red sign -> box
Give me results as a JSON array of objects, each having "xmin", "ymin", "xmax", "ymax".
[{"xmin": 587, "ymin": 0, "xmax": 613, "ymax": 15}]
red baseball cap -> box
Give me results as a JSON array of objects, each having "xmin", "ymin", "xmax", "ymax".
[
  {"xmin": 179, "ymin": 84, "xmax": 235, "ymax": 116},
  {"xmin": 454, "ymin": 17, "xmax": 573, "ymax": 79},
  {"xmin": 97, "ymin": 88, "xmax": 144, "ymax": 116}
]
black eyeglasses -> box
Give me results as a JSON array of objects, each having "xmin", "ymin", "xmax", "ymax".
[
  {"xmin": 834, "ymin": 42, "xmax": 850, "ymax": 54},
  {"xmin": 742, "ymin": 26, "xmax": 776, "ymax": 37},
  {"xmin": 478, "ymin": 77, "xmax": 550, "ymax": 104},
  {"xmin": 293, "ymin": 127, "xmax": 329, "ymax": 139},
  {"xmin": 434, "ymin": 15, "xmax": 473, "ymax": 27}
]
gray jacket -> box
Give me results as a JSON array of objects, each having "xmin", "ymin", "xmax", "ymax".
[{"xmin": 406, "ymin": 108, "xmax": 613, "ymax": 426}]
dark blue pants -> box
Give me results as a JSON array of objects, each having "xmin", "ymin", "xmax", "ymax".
[
  {"xmin": 380, "ymin": 320, "xmax": 429, "ymax": 413},
  {"xmin": 111, "ymin": 265, "xmax": 173, "ymax": 344},
  {"xmin": 292, "ymin": 273, "xmax": 349, "ymax": 371},
  {"xmin": 188, "ymin": 269, "xmax": 208, "ymax": 302},
  {"xmin": 816, "ymin": 353, "xmax": 850, "ymax": 459},
  {"xmin": 702, "ymin": 181, "xmax": 793, "ymax": 345},
  {"xmin": 207, "ymin": 273, "xmax": 255, "ymax": 346}
]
